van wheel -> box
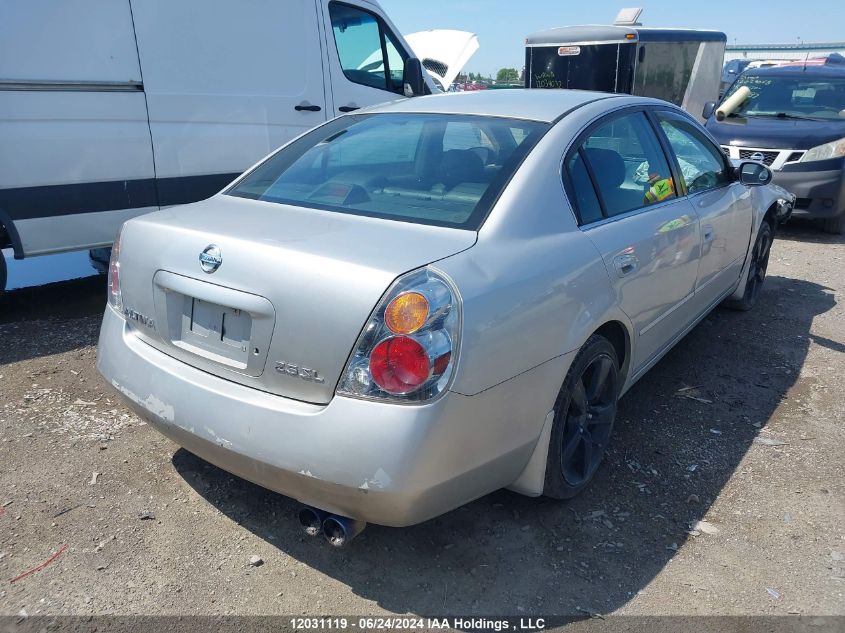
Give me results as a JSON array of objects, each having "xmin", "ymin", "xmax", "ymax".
[
  {"xmin": 821, "ymin": 212, "xmax": 845, "ymax": 235},
  {"xmin": 543, "ymin": 334, "xmax": 619, "ymax": 500},
  {"xmin": 725, "ymin": 221, "xmax": 772, "ymax": 311}
]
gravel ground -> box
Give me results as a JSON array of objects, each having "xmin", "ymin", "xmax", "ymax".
[{"xmin": 0, "ymin": 221, "xmax": 842, "ymax": 621}]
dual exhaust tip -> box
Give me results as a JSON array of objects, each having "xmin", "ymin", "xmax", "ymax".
[{"xmin": 298, "ymin": 506, "xmax": 366, "ymax": 547}]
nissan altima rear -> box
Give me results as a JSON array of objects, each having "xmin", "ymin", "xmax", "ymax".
[
  {"xmin": 98, "ymin": 90, "xmax": 783, "ymax": 541},
  {"xmin": 97, "ymin": 106, "xmax": 551, "ymax": 530}
]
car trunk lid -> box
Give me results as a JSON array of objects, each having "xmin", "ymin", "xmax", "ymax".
[{"xmin": 117, "ymin": 196, "xmax": 475, "ymax": 404}]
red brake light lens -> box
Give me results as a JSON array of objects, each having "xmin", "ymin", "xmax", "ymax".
[
  {"xmin": 337, "ymin": 268, "xmax": 460, "ymax": 403},
  {"xmin": 369, "ymin": 336, "xmax": 430, "ymax": 394}
]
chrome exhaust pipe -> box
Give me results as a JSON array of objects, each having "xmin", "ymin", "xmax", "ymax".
[
  {"xmin": 322, "ymin": 515, "xmax": 367, "ymax": 547},
  {"xmin": 298, "ymin": 506, "xmax": 330, "ymax": 537}
]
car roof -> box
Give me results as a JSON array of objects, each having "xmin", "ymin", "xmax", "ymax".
[
  {"xmin": 746, "ymin": 65, "xmax": 845, "ymax": 78},
  {"xmin": 361, "ymin": 89, "xmax": 625, "ymax": 123}
]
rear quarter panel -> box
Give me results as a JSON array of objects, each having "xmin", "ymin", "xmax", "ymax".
[{"xmin": 436, "ymin": 109, "xmax": 633, "ymax": 402}]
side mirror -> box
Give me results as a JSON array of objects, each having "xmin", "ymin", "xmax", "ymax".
[
  {"xmin": 738, "ymin": 161, "xmax": 773, "ymax": 186},
  {"xmin": 702, "ymin": 101, "xmax": 716, "ymax": 120},
  {"xmin": 403, "ymin": 57, "xmax": 425, "ymax": 98}
]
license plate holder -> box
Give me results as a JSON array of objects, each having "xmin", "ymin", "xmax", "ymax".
[{"xmin": 179, "ymin": 297, "xmax": 253, "ymax": 367}]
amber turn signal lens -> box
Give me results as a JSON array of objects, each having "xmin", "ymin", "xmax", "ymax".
[{"xmin": 384, "ymin": 292, "xmax": 429, "ymax": 334}]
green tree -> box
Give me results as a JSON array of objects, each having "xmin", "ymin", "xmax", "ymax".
[{"xmin": 496, "ymin": 68, "xmax": 520, "ymax": 84}]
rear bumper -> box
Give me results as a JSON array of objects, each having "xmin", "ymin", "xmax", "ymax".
[
  {"xmin": 97, "ymin": 307, "xmax": 567, "ymax": 526},
  {"xmin": 774, "ymin": 167, "xmax": 845, "ymax": 220}
]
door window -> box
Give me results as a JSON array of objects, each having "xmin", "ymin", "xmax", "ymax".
[
  {"xmin": 384, "ymin": 30, "xmax": 407, "ymax": 93},
  {"xmin": 329, "ymin": 2, "xmax": 407, "ymax": 94},
  {"xmin": 655, "ymin": 111, "xmax": 731, "ymax": 194},
  {"xmin": 565, "ymin": 111, "xmax": 677, "ymax": 222},
  {"xmin": 565, "ymin": 151, "xmax": 603, "ymax": 224}
]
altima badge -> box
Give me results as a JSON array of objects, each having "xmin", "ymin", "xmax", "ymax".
[{"xmin": 199, "ymin": 244, "xmax": 222, "ymax": 273}]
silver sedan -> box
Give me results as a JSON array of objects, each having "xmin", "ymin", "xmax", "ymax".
[{"xmin": 97, "ymin": 90, "xmax": 793, "ymax": 545}]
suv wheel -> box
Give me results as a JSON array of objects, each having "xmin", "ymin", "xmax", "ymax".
[{"xmin": 821, "ymin": 212, "xmax": 845, "ymax": 235}]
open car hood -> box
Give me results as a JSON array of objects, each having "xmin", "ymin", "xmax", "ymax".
[{"xmin": 405, "ymin": 30, "xmax": 480, "ymax": 90}]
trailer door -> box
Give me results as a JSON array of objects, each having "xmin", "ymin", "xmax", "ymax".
[{"xmin": 632, "ymin": 41, "xmax": 701, "ymax": 106}]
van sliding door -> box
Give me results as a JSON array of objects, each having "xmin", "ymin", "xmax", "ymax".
[
  {"xmin": 130, "ymin": 0, "xmax": 328, "ymax": 207},
  {"xmin": 0, "ymin": 0, "xmax": 156, "ymax": 256}
]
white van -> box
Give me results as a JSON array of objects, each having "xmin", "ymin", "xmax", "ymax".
[{"xmin": 0, "ymin": 0, "xmax": 436, "ymax": 292}]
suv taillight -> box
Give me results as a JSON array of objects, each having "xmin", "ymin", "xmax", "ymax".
[
  {"xmin": 337, "ymin": 268, "xmax": 461, "ymax": 403},
  {"xmin": 108, "ymin": 229, "xmax": 122, "ymax": 311}
]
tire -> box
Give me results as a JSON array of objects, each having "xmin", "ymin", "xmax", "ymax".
[
  {"xmin": 725, "ymin": 221, "xmax": 773, "ymax": 312},
  {"xmin": 821, "ymin": 212, "xmax": 845, "ymax": 235},
  {"xmin": 0, "ymin": 251, "xmax": 6, "ymax": 295},
  {"xmin": 543, "ymin": 334, "xmax": 620, "ymax": 500}
]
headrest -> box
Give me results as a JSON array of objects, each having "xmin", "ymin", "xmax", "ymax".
[
  {"xmin": 814, "ymin": 90, "xmax": 840, "ymax": 109},
  {"xmin": 440, "ymin": 149, "xmax": 485, "ymax": 188},
  {"xmin": 584, "ymin": 147, "xmax": 625, "ymax": 188}
]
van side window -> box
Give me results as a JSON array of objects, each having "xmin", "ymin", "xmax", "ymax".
[
  {"xmin": 329, "ymin": 2, "xmax": 407, "ymax": 94},
  {"xmin": 383, "ymin": 29, "xmax": 408, "ymax": 94},
  {"xmin": 574, "ymin": 112, "xmax": 677, "ymax": 218},
  {"xmin": 655, "ymin": 111, "xmax": 731, "ymax": 194}
]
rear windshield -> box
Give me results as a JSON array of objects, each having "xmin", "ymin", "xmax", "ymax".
[
  {"xmin": 226, "ymin": 113, "xmax": 547, "ymax": 229},
  {"xmin": 725, "ymin": 73, "xmax": 845, "ymax": 121}
]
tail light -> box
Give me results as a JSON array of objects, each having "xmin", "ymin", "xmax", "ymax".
[
  {"xmin": 107, "ymin": 228, "xmax": 123, "ymax": 311},
  {"xmin": 337, "ymin": 268, "xmax": 460, "ymax": 403}
]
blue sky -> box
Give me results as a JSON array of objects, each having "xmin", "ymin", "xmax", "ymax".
[{"xmin": 381, "ymin": 0, "xmax": 845, "ymax": 76}]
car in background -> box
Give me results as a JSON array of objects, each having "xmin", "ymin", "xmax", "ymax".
[
  {"xmin": 704, "ymin": 56, "xmax": 845, "ymax": 233},
  {"xmin": 721, "ymin": 58, "xmax": 753, "ymax": 93},
  {"xmin": 98, "ymin": 90, "xmax": 791, "ymax": 543}
]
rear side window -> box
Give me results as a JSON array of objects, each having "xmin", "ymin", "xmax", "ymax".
[
  {"xmin": 329, "ymin": 2, "xmax": 407, "ymax": 94},
  {"xmin": 566, "ymin": 111, "xmax": 677, "ymax": 222},
  {"xmin": 565, "ymin": 151, "xmax": 602, "ymax": 224},
  {"xmin": 227, "ymin": 113, "xmax": 547, "ymax": 230},
  {"xmin": 655, "ymin": 111, "xmax": 731, "ymax": 194}
]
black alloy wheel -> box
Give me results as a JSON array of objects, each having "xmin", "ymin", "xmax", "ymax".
[
  {"xmin": 544, "ymin": 334, "xmax": 620, "ymax": 499},
  {"xmin": 727, "ymin": 221, "xmax": 772, "ymax": 311}
]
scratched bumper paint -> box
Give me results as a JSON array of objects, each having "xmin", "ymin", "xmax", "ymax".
[{"xmin": 96, "ymin": 306, "xmax": 562, "ymax": 526}]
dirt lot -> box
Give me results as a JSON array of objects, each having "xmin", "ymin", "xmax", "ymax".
[{"xmin": 0, "ymin": 222, "xmax": 842, "ymax": 621}]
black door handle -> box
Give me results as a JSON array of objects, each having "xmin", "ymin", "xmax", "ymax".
[
  {"xmin": 295, "ymin": 103, "xmax": 321, "ymax": 112},
  {"xmin": 338, "ymin": 105, "xmax": 360, "ymax": 112}
]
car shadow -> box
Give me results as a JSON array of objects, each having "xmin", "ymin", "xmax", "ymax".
[
  {"xmin": 171, "ymin": 265, "xmax": 837, "ymax": 615},
  {"xmin": 776, "ymin": 217, "xmax": 845, "ymax": 246},
  {"xmin": 0, "ymin": 276, "xmax": 106, "ymax": 364}
]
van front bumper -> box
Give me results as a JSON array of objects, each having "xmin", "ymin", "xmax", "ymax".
[{"xmin": 96, "ymin": 307, "xmax": 566, "ymax": 526}]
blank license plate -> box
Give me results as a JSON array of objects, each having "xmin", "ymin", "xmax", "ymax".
[{"xmin": 183, "ymin": 298, "xmax": 253, "ymax": 362}]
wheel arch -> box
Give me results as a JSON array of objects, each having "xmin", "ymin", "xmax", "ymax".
[
  {"xmin": 762, "ymin": 201, "xmax": 779, "ymax": 232},
  {"xmin": 592, "ymin": 319, "xmax": 631, "ymax": 386},
  {"xmin": 507, "ymin": 317, "xmax": 634, "ymax": 498},
  {"xmin": 727, "ymin": 198, "xmax": 779, "ymax": 303},
  {"xmin": 0, "ymin": 207, "xmax": 24, "ymax": 259}
]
